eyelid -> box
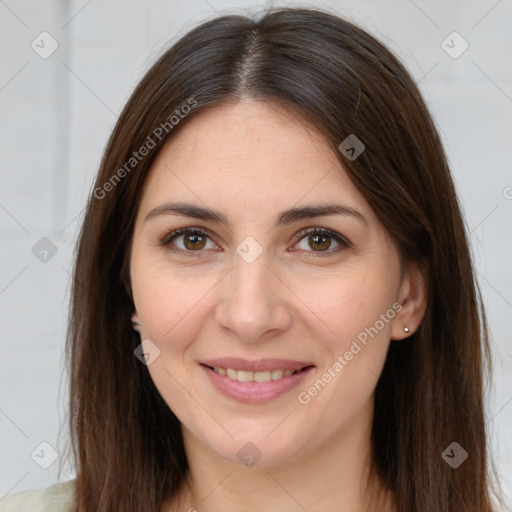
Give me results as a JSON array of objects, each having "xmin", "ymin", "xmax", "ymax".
[
  {"xmin": 160, "ymin": 226, "xmax": 212, "ymax": 246},
  {"xmin": 159, "ymin": 226, "xmax": 351, "ymax": 257}
]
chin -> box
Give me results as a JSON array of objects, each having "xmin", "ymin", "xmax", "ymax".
[{"xmin": 189, "ymin": 420, "xmax": 310, "ymax": 469}]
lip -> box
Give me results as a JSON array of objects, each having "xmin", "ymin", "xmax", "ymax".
[
  {"xmin": 200, "ymin": 357, "xmax": 314, "ymax": 372},
  {"xmin": 200, "ymin": 363, "xmax": 315, "ymax": 404}
]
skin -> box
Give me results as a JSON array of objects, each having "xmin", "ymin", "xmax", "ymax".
[{"xmin": 129, "ymin": 99, "xmax": 427, "ymax": 512}]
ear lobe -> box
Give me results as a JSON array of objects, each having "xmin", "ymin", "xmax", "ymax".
[
  {"xmin": 131, "ymin": 312, "xmax": 142, "ymax": 332},
  {"xmin": 391, "ymin": 261, "xmax": 428, "ymax": 340}
]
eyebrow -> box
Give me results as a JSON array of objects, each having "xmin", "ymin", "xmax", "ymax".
[{"xmin": 143, "ymin": 201, "xmax": 368, "ymax": 227}]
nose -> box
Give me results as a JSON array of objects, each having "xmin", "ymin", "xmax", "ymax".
[{"xmin": 215, "ymin": 249, "xmax": 292, "ymax": 343}]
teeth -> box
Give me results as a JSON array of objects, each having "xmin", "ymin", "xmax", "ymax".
[
  {"xmin": 254, "ymin": 371, "xmax": 271, "ymax": 382},
  {"xmin": 226, "ymin": 368, "xmax": 238, "ymax": 380},
  {"xmin": 272, "ymin": 369, "xmax": 284, "ymax": 380},
  {"xmin": 212, "ymin": 367, "xmax": 299, "ymax": 382},
  {"xmin": 237, "ymin": 370, "xmax": 254, "ymax": 382}
]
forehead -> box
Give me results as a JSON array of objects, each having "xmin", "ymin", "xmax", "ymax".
[
  {"xmin": 164, "ymin": 99, "xmax": 328, "ymax": 155},
  {"xmin": 139, "ymin": 99, "xmax": 372, "ymax": 221}
]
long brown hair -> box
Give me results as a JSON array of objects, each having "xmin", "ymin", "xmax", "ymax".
[{"xmin": 64, "ymin": 7, "xmax": 499, "ymax": 511}]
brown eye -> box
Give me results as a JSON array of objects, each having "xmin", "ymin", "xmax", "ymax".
[
  {"xmin": 162, "ymin": 228, "xmax": 217, "ymax": 254},
  {"xmin": 307, "ymin": 233, "xmax": 332, "ymax": 251},
  {"xmin": 183, "ymin": 233, "xmax": 207, "ymax": 250},
  {"xmin": 294, "ymin": 227, "xmax": 350, "ymax": 256}
]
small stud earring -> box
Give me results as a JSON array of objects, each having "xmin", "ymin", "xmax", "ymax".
[{"xmin": 404, "ymin": 327, "xmax": 410, "ymax": 333}]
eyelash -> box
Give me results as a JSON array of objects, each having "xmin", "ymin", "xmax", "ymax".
[{"xmin": 159, "ymin": 227, "xmax": 352, "ymax": 258}]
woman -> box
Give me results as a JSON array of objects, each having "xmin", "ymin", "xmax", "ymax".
[{"xmin": 0, "ymin": 6, "xmax": 501, "ymax": 512}]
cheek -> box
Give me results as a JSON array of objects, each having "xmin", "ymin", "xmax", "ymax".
[
  {"xmin": 130, "ymin": 260, "xmax": 214, "ymax": 415},
  {"xmin": 291, "ymin": 269, "xmax": 396, "ymax": 400},
  {"xmin": 131, "ymin": 253, "xmax": 218, "ymax": 345},
  {"xmin": 294, "ymin": 267, "xmax": 396, "ymax": 346}
]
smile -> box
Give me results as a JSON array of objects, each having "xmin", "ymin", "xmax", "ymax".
[
  {"xmin": 211, "ymin": 366, "xmax": 301, "ymax": 382},
  {"xmin": 200, "ymin": 363, "xmax": 315, "ymax": 403}
]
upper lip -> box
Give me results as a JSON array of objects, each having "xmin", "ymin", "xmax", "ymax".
[{"xmin": 200, "ymin": 357, "xmax": 315, "ymax": 372}]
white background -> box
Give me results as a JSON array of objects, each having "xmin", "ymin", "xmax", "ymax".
[{"xmin": 0, "ymin": 0, "xmax": 511, "ymax": 506}]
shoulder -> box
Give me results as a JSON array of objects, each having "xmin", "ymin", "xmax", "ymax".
[{"xmin": 0, "ymin": 479, "xmax": 75, "ymax": 512}]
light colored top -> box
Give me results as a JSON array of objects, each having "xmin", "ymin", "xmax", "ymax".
[{"xmin": 0, "ymin": 479, "xmax": 75, "ymax": 512}]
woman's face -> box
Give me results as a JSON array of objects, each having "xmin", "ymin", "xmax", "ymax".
[{"xmin": 130, "ymin": 99, "xmax": 416, "ymax": 467}]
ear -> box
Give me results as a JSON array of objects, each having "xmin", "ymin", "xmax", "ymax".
[
  {"xmin": 131, "ymin": 312, "xmax": 142, "ymax": 333},
  {"xmin": 391, "ymin": 261, "xmax": 428, "ymax": 340}
]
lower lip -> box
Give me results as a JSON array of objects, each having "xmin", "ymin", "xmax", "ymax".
[{"xmin": 200, "ymin": 364, "xmax": 315, "ymax": 404}]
